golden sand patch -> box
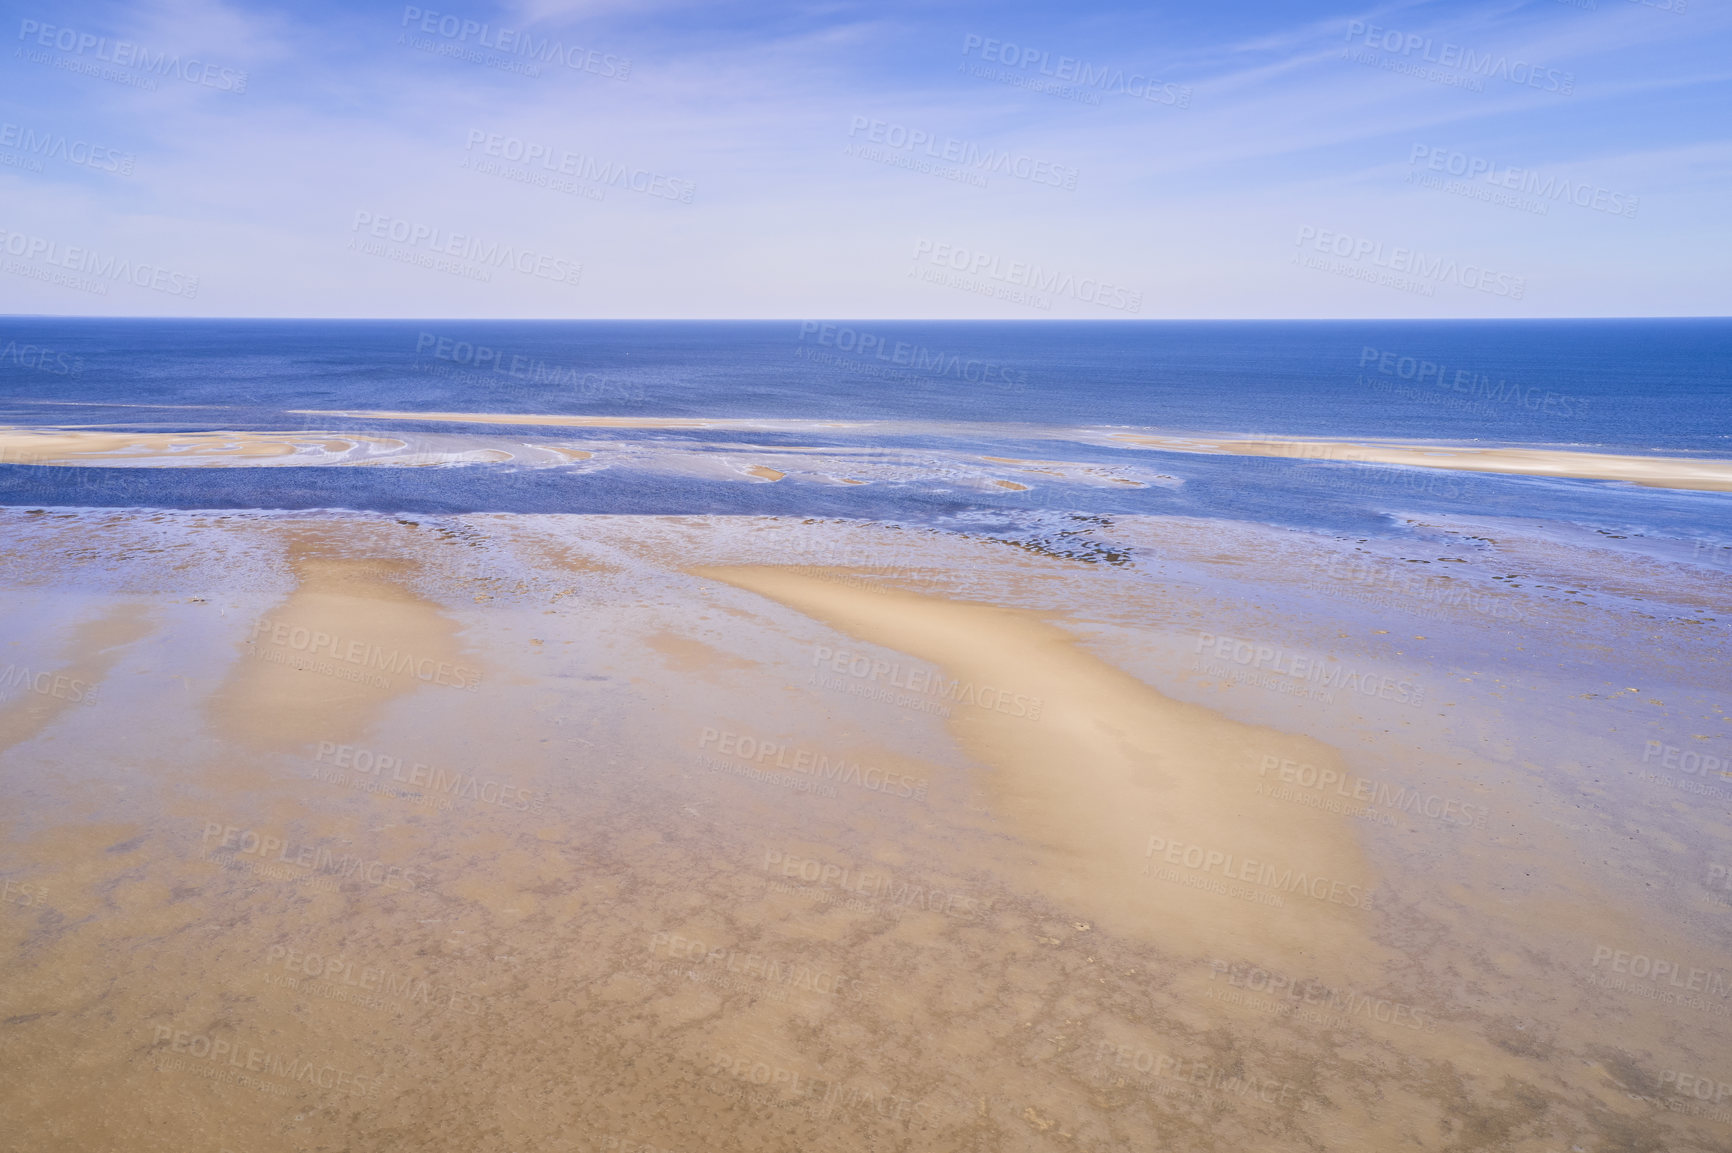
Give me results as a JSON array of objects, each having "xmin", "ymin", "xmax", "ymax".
[
  {"xmin": 1108, "ymin": 432, "xmax": 1732, "ymax": 493},
  {"xmin": 692, "ymin": 566, "xmax": 1389, "ymax": 978},
  {"xmin": 0, "ymin": 427, "xmax": 398, "ymax": 463},
  {"xmin": 206, "ymin": 537, "xmax": 476, "ymax": 753}
]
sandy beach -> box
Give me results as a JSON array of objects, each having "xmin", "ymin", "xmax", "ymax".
[
  {"xmin": 1104, "ymin": 431, "xmax": 1732, "ymax": 492},
  {"xmin": 1, "ymin": 503, "xmax": 1728, "ymax": 1152},
  {"xmin": 10, "ymin": 421, "xmax": 1731, "ymax": 503}
]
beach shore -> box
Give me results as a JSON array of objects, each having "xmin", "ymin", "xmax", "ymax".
[
  {"xmin": 9, "ymin": 418, "xmax": 1729, "ymax": 493},
  {"xmin": 1104, "ymin": 430, "xmax": 1732, "ymax": 492},
  {"xmin": 1, "ymin": 506, "xmax": 1727, "ymax": 1151}
]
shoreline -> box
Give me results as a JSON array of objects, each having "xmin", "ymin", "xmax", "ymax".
[{"xmin": 4, "ymin": 417, "xmax": 1728, "ymax": 496}]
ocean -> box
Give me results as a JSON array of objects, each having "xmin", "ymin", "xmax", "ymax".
[{"xmin": 1, "ymin": 318, "xmax": 1728, "ymax": 543}]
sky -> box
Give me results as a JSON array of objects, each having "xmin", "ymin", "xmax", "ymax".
[{"xmin": 0, "ymin": 0, "xmax": 1727, "ymax": 319}]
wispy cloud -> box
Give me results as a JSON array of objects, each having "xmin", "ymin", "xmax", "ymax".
[{"xmin": 0, "ymin": 0, "xmax": 1724, "ymax": 317}]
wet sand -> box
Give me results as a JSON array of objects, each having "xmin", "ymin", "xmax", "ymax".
[
  {"xmin": 10, "ymin": 420, "xmax": 1730, "ymax": 494},
  {"xmin": 1, "ymin": 508, "xmax": 1730, "ymax": 1152},
  {"xmin": 0, "ymin": 427, "xmax": 405, "ymax": 462},
  {"xmin": 1104, "ymin": 431, "xmax": 1732, "ymax": 493}
]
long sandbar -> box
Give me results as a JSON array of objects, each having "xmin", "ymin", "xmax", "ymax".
[
  {"xmin": 1106, "ymin": 432, "xmax": 1732, "ymax": 492},
  {"xmin": 289, "ymin": 409, "xmax": 865, "ymax": 431},
  {"xmin": 694, "ymin": 563, "xmax": 1389, "ymax": 977}
]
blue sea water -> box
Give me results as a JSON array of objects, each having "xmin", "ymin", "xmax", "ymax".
[
  {"xmin": 0, "ymin": 318, "xmax": 1728, "ymax": 542},
  {"xmin": 2, "ymin": 318, "xmax": 1729, "ymax": 446}
]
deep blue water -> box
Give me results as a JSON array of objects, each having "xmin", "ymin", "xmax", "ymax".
[
  {"xmin": 0, "ymin": 318, "xmax": 1728, "ymax": 540},
  {"xmin": 1, "ymin": 318, "xmax": 1728, "ymax": 449}
]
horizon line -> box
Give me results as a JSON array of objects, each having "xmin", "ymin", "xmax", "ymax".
[{"xmin": 4, "ymin": 315, "xmax": 1729, "ymax": 324}]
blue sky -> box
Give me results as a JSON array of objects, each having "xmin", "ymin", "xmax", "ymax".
[{"xmin": 0, "ymin": 0, "xmax": 1726, "ymax": 318}]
